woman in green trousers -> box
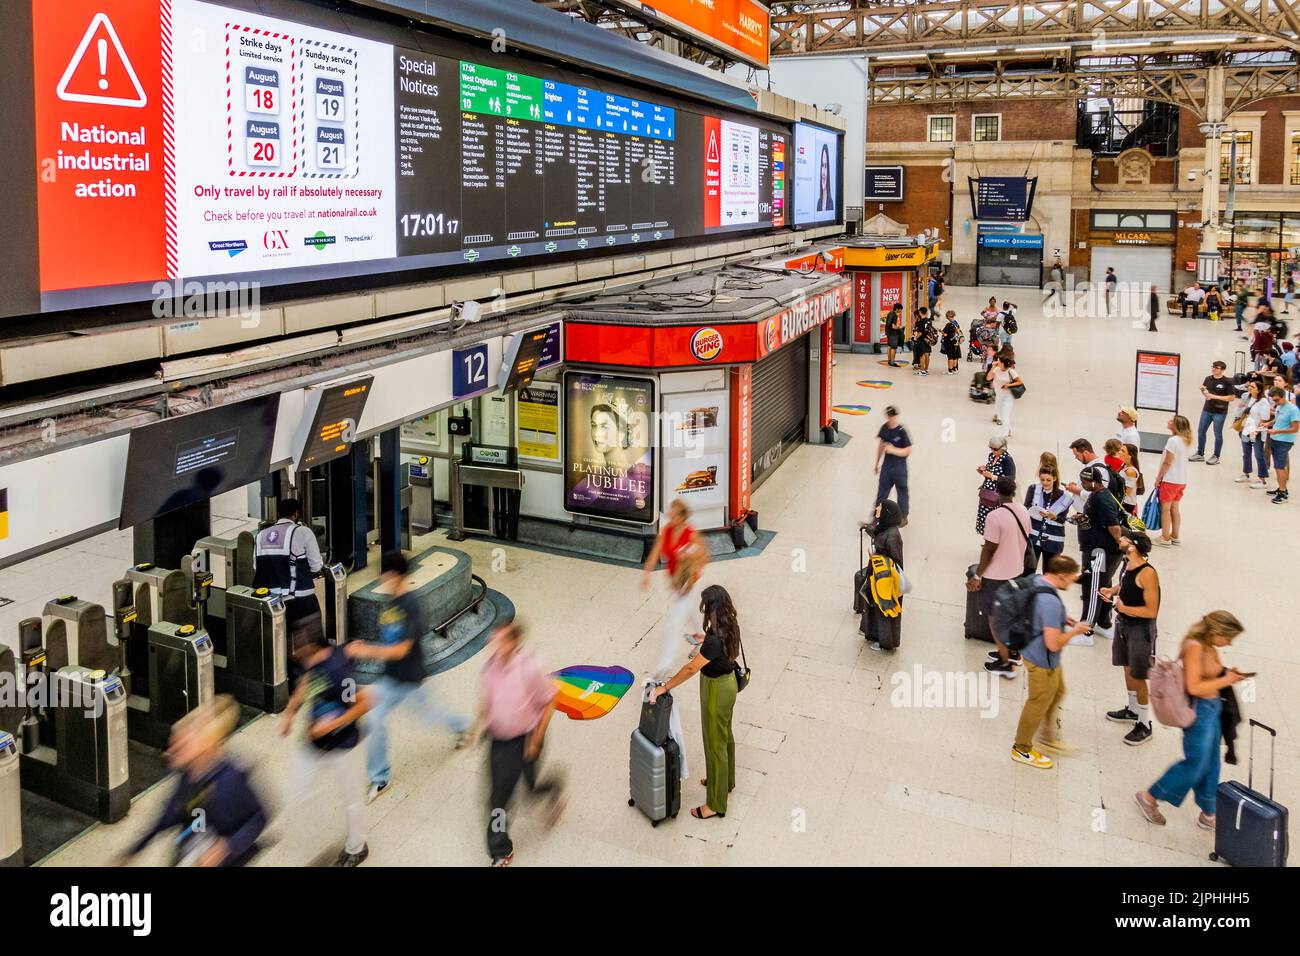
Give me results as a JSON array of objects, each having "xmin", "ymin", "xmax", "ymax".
[{"xmin": 650, "ymin": 584, "xmax": 740, "ymax": 820}]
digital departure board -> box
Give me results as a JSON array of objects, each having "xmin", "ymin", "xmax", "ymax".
[
  {"xmin": 296, "ymin": 376, "xmax": 374, "ymax": 470},
  {"xmin": 499, "ymin": 324, "xmax": 558, "ymax": 395},
  {"xmin": 12, "ymin": 0, "xmax": 792, "ymax": 319},
  {"xmin": 119, "ymin": 394, "xmax": 281, "ymax": 529}
]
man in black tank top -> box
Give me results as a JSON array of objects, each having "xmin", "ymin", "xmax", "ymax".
[{"xmin": 1099, "ymin": 531, "xmax": 1160, "ymax": 746}]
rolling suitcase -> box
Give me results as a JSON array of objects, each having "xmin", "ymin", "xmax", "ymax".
[
  {"xmin": 1210, "ymin": 720, "xmax": 1289, "ymax": 867},
  {"xmin": 853, "ymin": 526, "xmax": 870, "ymax": 613},
  {"xmin": 963, "ymin": 565, "xmax": 992, "ymax": 641},
  {"xmin": 629, "ymin": 688, "xmax": 681, "ymax": 825},
  {"xmin": 1233, "ymin": 350, "xmax": 1248, "ymax": 386}
]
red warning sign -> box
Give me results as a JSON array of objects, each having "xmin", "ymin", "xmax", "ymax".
[
  {"xmin": 32, "ymin": 0, "xmax": 167, "ymax": 293},
  {"xmin": 703, "ymin": 116, "xmax": 721, "ymax": 229},
  {"xmin": 56, "ymin": 12, "xmax": 148, "ymax": 108}
]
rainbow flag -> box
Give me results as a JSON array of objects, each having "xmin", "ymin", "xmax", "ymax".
[{"xmin": 550, "ymin": 665, "xmax": 635, "ymax": 720}]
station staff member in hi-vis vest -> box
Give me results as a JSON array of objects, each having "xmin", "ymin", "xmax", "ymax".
[{"xmin": 253, "ymin": 499, "xmax": 324, "ymax": 631}]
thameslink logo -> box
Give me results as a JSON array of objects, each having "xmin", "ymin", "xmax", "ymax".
[{"xmin": 50, "ymin": 886, "xmax": 151, "ymax": 936}]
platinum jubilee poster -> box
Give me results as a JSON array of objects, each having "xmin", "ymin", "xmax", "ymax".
[{"xmin": 563, "ymin": 372, "xmax": 656, "ymax": 523}]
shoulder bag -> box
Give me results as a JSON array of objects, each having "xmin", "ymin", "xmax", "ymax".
[
  {"xmin": 733, "ymin": 634, "xmax": 751, "ymax": 693},
  {"xmin": 998, "ymin": 504, "xmax": 1038, "ymax": 576}
]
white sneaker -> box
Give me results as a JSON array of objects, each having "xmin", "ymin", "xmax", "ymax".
[
  {"xmin": 1235, "ymin": 474, "xmax": 1251, "ymax": 483},
  {"xmin": 1207, "ymin": 455, "xmax": 1220, "ymax": 465},
  {"xmin": 1068, "ymin": 632, "xmax": 1095, "ymax": 647},
  {"xmin": 1091, "ymin": 624, "xmax": 1115, "ymax": 640},
  {"xmin": 1189, "ymin": 453, "xmax": 1204, "ymax": 462},
  {"xmin": 366, "ymin": 782, "xmax": 389, "ymax": 805},
  {"xmin": 1250, "ymin": 480, "xmax": 1267, "ymax": 489}
]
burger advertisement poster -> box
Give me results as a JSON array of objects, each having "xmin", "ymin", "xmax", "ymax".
[
  {"xmin": 661, "ymin": 388, "xmax": 730, "ymax": 515},
  {"xmin": 564, "ymin": 372, "xmax": 656, "ymax": 524}
]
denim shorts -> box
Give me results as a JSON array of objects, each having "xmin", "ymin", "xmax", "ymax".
[{"xmin": 1273, "ymin": 440, "xmax": 1293, "ymax": 470}]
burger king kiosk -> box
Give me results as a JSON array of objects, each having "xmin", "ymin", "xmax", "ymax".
[
  {"xmin": 511, "ymin": 262, "xmax": 851, "ymax": 550},
  {"xmin": 842, "ymin": 235, "xmax": 942, "ymax": 353}
]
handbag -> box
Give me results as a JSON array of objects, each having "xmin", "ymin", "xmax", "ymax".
[
  {"xmin": 1009, "ymin": 382, "xmax": 1026, "ymax": 399},
  {"xmin": 733, "ymin": 635, "xmax": 751, "ymax": 693},
  {"xmin": 978, "ymin": 486, "xmax": 1002, "ymax": 509},
  {"xmin": 1141, "ymin": 488, "xmax": 1162, "ymax": 531}
]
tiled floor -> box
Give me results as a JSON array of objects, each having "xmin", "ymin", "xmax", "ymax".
[{"xmin": 10, "ymin": 283, "xmax": 1296, "ymax": 867}]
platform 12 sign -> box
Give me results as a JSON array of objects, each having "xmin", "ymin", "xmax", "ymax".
[{"xmin": 452, "ymin": 343, "xmax": 490, "ymax": 399}]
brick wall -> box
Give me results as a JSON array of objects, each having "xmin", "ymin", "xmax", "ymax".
[
  {"xmin": 1174, "ymin": 221, "xmax": 1201, "ymax": 289},
  {"xmin": 868, "ymin": 99, "xmax": 1076, "ymax": 143},
  {"xmin": 1182, "ymin": 96, "xmax": 1300, "ymax": 184}
]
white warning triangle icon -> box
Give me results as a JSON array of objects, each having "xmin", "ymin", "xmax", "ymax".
[
  {"xmin": 706, "ymin": 130, "xmax": 720, "ymax": 164},
  {"xmin": 56, "ymin": 13, "xmax": 148, "ymax": 108}
]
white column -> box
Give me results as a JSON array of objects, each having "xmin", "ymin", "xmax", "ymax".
[{"xmin": 1196, "ymin": 66, "xmax": 1225, "ymax": 286}]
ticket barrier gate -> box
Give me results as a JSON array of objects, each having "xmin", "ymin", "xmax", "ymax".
[
  {"xmin": 3, "ymin": 623, "xmax": 131, "ymax": 825},
  {"xmin": 189, "ymin": 535, "xmax": 289, "ymax": 711},
  {"xmin": 318, "ymin": 561, "xmax": 348, "ymax": 646},
  {"xmin": 188, "ymin": 532, "xmax": 255, "ymax": 656},
  {"xmin": 122, "ymin": 563, "xmax": 195, "ymax": 700},
  {"xmin": 0, "ymin": 729, "xmax": 20, "ymax": 866},
  {"xmin": 117, "ymin": 565, "xmax": 216, "ymax": 748}
]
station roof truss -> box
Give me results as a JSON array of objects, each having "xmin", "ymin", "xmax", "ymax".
[
  {"xmin": 767, "ymin": 1, "xmax": 1300, "ymax": 114},
  {"xmin": 537, "ymin": 0, "xmax": 747, "ymax": 72}
]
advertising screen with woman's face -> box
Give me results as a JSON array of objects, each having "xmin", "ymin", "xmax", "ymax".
[
  {"xmin": 792, "ymin": 122, "xmax": 843, "ymax": 226},
  {"xmin": 563, "ymin": 372, "xmax": 657, "ymax": 523}
]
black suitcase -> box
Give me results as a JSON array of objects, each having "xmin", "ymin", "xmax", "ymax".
[
  {"xmin": 1211, "ymin": 720, "xmax": 1289, "ymax": 867},
  {"xmin": 963, "ymin": 565, "xmax": 993, "ymax": 641},
  {"xmin": 1233, "ymin": 350, "xmax": 1248, "ymax": 386},
  {"xmin": 639, "ymin": 688, "xmax": 673, "ymax": 747},
  {"xmin": 853, "ymin": 526, "xmax": 870, "ymax": 613}
]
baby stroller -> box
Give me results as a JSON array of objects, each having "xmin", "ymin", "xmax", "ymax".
[
  {"xmin": 965, "ymin": 320, "xmax": 984, "ymax": 362},
  {"xmin": 969, "ymin": 369, "xmax": 995, "ymax": 404}
]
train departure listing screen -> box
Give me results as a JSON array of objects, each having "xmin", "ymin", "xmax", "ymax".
[{"xmin": 9, "ymin": 0, "xmax": 792, "ymax": 319}]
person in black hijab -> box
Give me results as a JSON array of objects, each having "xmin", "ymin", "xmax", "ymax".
[{"xmin": 859, "ymin": 499, "xmax": 905, "ymax": 652}]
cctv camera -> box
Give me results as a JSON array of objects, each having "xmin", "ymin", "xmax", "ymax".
[{"xmin": 1187, "ymin": 171, "xmax": 1197, "ymax": 181}]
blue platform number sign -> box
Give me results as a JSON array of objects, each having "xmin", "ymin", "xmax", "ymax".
[{"xmin": 452, "ymin": 343, "xmax": 489, "ymax": 399}]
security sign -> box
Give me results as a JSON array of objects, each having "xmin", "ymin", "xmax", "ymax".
[{"xmin": 690, "ymin": 327, "xmax": 724, "ymax": 362}]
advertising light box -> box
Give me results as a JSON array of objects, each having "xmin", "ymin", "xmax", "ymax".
[
  {"xmin": 792, "ymin": 122, "xmax": 843, "ymax": 227},
  {"xmin": 12, "ymin": 0, "xmax": 793, "ymax": 319},
  {"xmin": 563, "ymin": 372, "xmax": 656, "ymax": 524}
]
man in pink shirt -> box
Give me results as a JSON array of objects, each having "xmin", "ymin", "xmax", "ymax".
[
  {"xmin": 467, "ymin": 622, "xmax": 564, "ymax": 867},
  {"xmin": 967, "ymin": 476, "xmax": 1033, "ymax": 676}
]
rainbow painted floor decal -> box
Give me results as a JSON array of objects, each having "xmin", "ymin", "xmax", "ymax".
[
  {"xmin": 856, "ymin": 380, "xmax": 893, "ymax": 389},
  {"xmin": 550, "ymin": 665, "xmax": 635, "ymax": 720},
  {"xmin": 831, "ymin": 404, "xmax": 871, "ymax": 416}
]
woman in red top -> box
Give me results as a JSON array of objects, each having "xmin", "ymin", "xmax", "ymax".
[{"xmin": 642, "ymin": 498, "xmax": 698, "ymax": 589}]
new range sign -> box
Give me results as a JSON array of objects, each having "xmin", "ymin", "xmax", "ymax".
[{"xmin": 863, "ymin": 165, "xmax": 904, "ymax": 202}]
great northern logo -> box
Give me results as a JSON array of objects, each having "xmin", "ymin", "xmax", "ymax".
[{"xmin": 690, "ymin": 327, "xmax": 724, "ymax": 362}]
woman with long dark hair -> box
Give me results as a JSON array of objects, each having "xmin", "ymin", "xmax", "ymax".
[
  {"xmin": 816, "ymin": 143, "xmax": 833, "ymax": 212},
  {"xmin": 649, "ymin": 584, "xmax": 741, "ymax": 820}
]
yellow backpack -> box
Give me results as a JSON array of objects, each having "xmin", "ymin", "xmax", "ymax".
[{"xmin": 867, "ymin": 554, "xmax": 902, "ymax": 618}]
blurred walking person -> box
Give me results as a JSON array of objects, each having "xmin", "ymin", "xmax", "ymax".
[
  {"xmin": 468, "ymin": 622, "xmax": 565, "ymax": 867},
  {"xmin": 119, "ymin": 695, "xmax": 267, "ymax": 867},
  {"xmin": 281, "ymin": 623, "xmax": 373, "ymax": 866},
  {"xmin": 346, "ymin": 551, "xmax": 470, "ymax": 804}
]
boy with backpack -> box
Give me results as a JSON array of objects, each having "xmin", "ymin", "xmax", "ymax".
[{"xmin": 1007, "ymin": 555, "xmax": 1090, "ymax": 769}]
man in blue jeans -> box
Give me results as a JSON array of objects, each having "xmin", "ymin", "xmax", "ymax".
[
  {"xmin": 345, "ymin": 551, "xmax": 469, "ymax": 803},
  {"xmin": 1262, "ymin": 386, "xmax": 1299, "ymax": 503},
  {"xmin": 1191, "ymin": 360, "xmax": 1236, "ymax": 465},
  {"xmin": 874, "ymin": 405, "xmax": 913, "ymax": 523}
]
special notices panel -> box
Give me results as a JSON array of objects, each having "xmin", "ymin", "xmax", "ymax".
[
  {"xmin": 395, "ymin": 56, "xmax": 682, "ymax": 265},
  {"xmin": 172, "ymin": 0, "xmax": 397, "ymax": 277}
]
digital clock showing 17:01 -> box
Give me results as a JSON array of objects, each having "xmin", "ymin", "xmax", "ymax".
[{"xmin": 400, "ymin": 213, "xmax": 462, "ymax": 237}]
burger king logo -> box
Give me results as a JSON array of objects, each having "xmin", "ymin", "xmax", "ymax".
[
  {"xmin": 764, "ymin": 317, "xmax": 780, "ymax": 354},
  {"xmin": 690, "ymin": 327, "xmax": 724, "ymax": 362}
]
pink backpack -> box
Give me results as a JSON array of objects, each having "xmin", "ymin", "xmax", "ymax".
[{"xmin": 1148, "ymin": 641, "xmax": 1197, "ymax": 728}]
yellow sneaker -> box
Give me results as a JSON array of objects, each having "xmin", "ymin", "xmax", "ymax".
[
  {"xmin": 1010, "ymin": 746, "xmax": 1053, "ymax": 769},
  {"xmin": 1035, "ymin": 737, "xmax": 1078, "ymax": 757}
]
